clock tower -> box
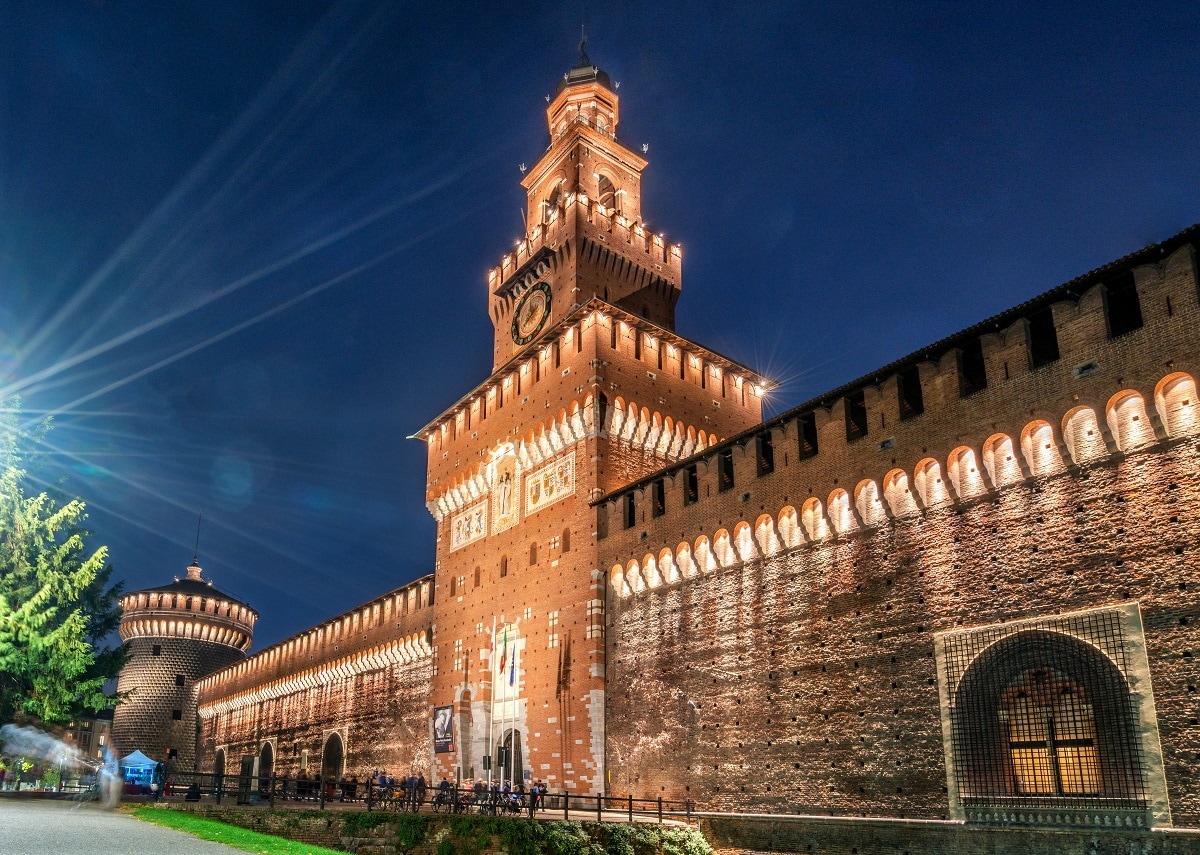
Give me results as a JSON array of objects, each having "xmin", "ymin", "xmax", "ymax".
[
  {"xmin": 490, "ymin": 51, "xmax": 677, "ymax": 368},
  {"xmin": 420, "ymin": 53, "xmax": 771, "ymax": 795}
]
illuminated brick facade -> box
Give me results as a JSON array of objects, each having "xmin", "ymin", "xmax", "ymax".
[{"xmin": 116, "ymin": 56, "xmax": 1200, "ymax": 830}]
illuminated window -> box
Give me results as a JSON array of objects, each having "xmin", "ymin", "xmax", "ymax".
[
  {"xmin": 948, "ymin": 627, "xmax": 1148, "ymax": 816},
  {"xmin": 1003, "ymin": 669, "xmax": 1100, "ymax": 796}
]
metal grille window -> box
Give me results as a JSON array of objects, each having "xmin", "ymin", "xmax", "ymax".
[
  {"xmin": 1002, "ymin": 669, "xmax": 1101, "ymax": 796},
  {"xmin": 941, "ymin": 611, "xmax": 1150, "ymax": 825}
]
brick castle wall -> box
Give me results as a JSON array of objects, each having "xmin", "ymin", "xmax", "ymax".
[{"xmin": 600, "ymin": 237, "xmax": 1200, "ymax": 824}]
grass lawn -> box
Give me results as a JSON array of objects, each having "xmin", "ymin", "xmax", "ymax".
[{"xmin": 130, "ymin": 805, "xmax": 345, "ymax": 855}]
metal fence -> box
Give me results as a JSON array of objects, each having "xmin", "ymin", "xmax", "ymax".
[{"xmin": 144, "ymin": 771, "xmax": 695, "ymax": 824}]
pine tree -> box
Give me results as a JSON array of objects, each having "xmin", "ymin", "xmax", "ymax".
[{"xmin": 0, "ymin": 398, "xmax": 127, "ymax": 724}]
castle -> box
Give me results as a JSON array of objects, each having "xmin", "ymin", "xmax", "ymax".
[{"xmin": 113, "ymin": 56, "xmax": 1200, "ymax": 830}]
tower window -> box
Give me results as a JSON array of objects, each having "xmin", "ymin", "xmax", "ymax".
[
  {"xmin": 449, "ymin": 576, "xmax": 457, "ymax": 597},
  {"xmin": 529, "ymin": 542, "xmax": 539, "ymax": 565},
  {"xmin": 845, "ymin": 390, "xmax": 868, "ymax": 441},
  {"xmin": 499, "ymin": 556, "xmax": 508, "ymax": 578},
  {"xmin": 1104, "ymin": 272, "xmax": 1143, "ymax": 339},
  {"xmin": 1027, "ymin": 307, "xmax": 1060, "ymax": 369},
  {"xmin": 959, "ymin": 339, "xmax": 988, "ymax": 397},
  {"xmin": 623, "ymin": 494, "xmax": 636, "ymax": 529},
  {"xmin": 474, "ymin": 567, "xmax": 481, "ymax": 588},
  {"xmin": 683, "ymin": 465, "xmax": 699, "ymax": 505},
  {"xmin": 717, "ymin": 448, "xmax": 735, "ymax": 492},
  {"xmin": 898, "ymin": 365, "xmax": 924, "ymax": 420},
  {"xmin": 561, "ymin": 528, "xmax": 571, "ymax": 553},
  {"xmin": 597, "ymin": 174, "xmax": 618, "ymax": 212},
  {"xmin": 755, "ymin": 432, "xmax": 775, "ymax": 476},
  {"xmin": 171, "ymin": 709, "xmax": 182, "ymax": 721},
  {"xmin": 798, "ymin": 413, "xmax": 819, "ymax": 459},
  {"xmin": 651, "ymin": 479, "xmax": 666, "ymax": 517},
  {"xmin": 174, "ymin": 674, "xmax": 185, "ymax": 687},
  {"xmin": 152, "ymin": 645, "xmax": 162, "ymax": 656}
]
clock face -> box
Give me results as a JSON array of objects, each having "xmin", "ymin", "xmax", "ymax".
[{"xmin": 511, "ymin": 281, "xmax": 551, "ymax": 345}]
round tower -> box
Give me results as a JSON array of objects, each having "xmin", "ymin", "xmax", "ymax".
[{"xmin": 111, "ymin": 560, "xmax": 256, "ymax": 772}]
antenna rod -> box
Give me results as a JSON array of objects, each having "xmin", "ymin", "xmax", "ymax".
[{"xmin": 193, "ymin": 512, "xmax": 203, "ymax": 564}]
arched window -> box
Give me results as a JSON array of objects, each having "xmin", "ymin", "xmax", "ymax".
[
  {"xmin": 951, "ymin": 630, "xmax": 1146, "ymax": 812},
  {"xmin": 1003, "ymin": 668, "xmax": 1100, "ymax": 795},
  {"xmin": 597, "ymin": 175, "xmax": 617, "ymax": 212},
  {"xmin": 543, "ymin": 181, "xmax": 563, "ymax": 224}
]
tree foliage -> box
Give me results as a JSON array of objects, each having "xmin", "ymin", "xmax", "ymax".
[{"xmin": 0, "ymin": 398, "xmax": 126, "ymax": 724}]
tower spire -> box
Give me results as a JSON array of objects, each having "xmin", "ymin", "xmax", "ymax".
[
  {"xmin": 578, "ymin": 28, "xmax": 589, "ymax": 68},
  {"xmin": 188, "ymin": 513, "xmax": 204, "ymax": 581}
]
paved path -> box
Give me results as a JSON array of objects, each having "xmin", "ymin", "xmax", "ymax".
[{"xmin": 0, "ymin": 799, "xmax": 245, "ymax": 855}]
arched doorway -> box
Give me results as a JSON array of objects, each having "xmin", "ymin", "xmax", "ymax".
[
  {"xmin": 496, "ymin": 729, "xmax": 524, "ymax": 787},
  {"xmin": 259, "ymin": 742, "xmax": 274, "ymax": 792},
  {"xmin": 952, "ymin": 630, "xmax": 1146, "ymax": 809},
  {"xmin": 322, "ymin": 733, "xmax": 344, "ymax": 783}
]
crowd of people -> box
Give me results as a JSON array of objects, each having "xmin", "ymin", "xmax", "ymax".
[{"xmin": 251, "ymin": 768, "xmax": 550, "ymax": 815}]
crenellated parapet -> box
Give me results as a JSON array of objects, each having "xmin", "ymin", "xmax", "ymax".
[
  {"xmin": 601, "ymin": 366, "xmax": 1200, "ymax": 596},
  {"xmin": 119, "ymin": 561, "xmax": 257, "ymax": 652},
  {"xmin": 597, "ymin": 228, "xmax": 1200, "ymax": 590},
  {"xmin": 195, "ymin": 574, "xmax": 434, "ymax": 704},
  {"xmin": 197, "ymin": 631, "xmax": 432, "ymax": 717},
  {"xmin": 490, "ymin": 192, "xmax": 682, "ymax": 301}
]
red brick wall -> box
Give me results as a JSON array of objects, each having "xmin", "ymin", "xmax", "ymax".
[{"xmin": 601, "ymin": 239, "xmax": 1200, "ymax": 824}]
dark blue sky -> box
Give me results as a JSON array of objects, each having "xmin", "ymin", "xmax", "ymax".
[{"xmin": 3, "ymin": 1, "xmax": 1198, "ymax": 648}]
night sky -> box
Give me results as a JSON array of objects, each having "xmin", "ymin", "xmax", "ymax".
[{"xmin": 4, "ymin": 2, "xmax": 1198, "ymax": 649}]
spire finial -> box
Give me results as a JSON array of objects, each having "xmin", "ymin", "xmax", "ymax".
[{"xmin": 578, "ymin": 26, "xmax": 590, "ymax": 68}]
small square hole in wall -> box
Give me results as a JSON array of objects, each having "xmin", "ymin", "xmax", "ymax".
[{"xmin": 171, "ymin": 709, "xmax": 182, "ymax": 721}]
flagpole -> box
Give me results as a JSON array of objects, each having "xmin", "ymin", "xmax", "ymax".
[
  {"xmin": 487, "ymin": 616, "xmax": 496, "ymax": 789},
  {"xmin": 509, "ymin": 642, "xmax": 518, "ymax": 787}
]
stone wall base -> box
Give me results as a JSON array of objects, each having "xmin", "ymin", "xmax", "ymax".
[{"xmin": 701, "ymin": 814, "xmax": 1200, "ymax": 855}]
